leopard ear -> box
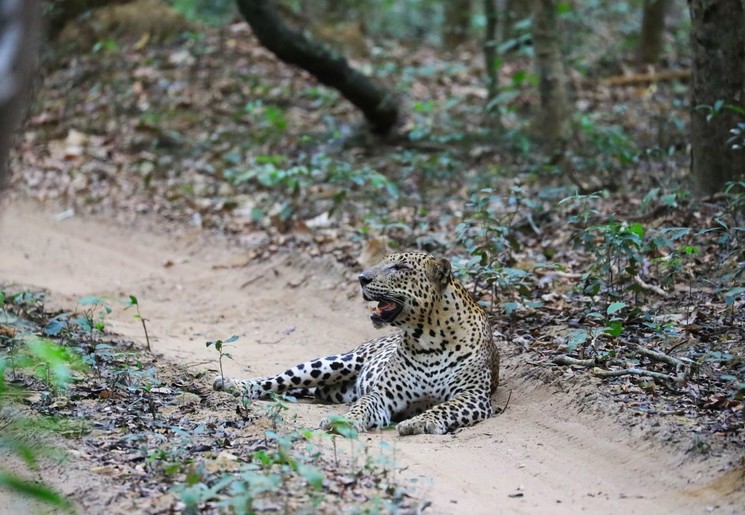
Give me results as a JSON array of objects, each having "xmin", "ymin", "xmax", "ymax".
[{"xmin": 435, "ymin": 257, "xmax": 452, "ymax": 290}]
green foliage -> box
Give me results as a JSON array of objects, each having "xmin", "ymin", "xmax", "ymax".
[
  {"xmin": 92, "ymin": 39, "xmax": 118, "ymax": 54},
  {"xmin": 0, "ymin": 328, "xmax": 78, "ymax": 508},
  {"xmin": 575, "ymin": 218, "xmax": 645, "ymax": 297},
  {"xmin": 243, "ymin": 101, "xmax": 288, "ymax": 138},
  {"xmin": 124, "ymin": 294, "xmax": 152, "ymax": 352},
  {"xmin": 695, "ymin": 100, "xmax": 745, "ymax": 123},
  {"xmin": 727, "ymin": 122, "xmax": 745, "ymax": 150},
  {"xmin": 0, "ymin": 472, "xmax": 72, "ymax": 511},
  {"xmin": 569, "ymin": 115, "xmax": 639, "ymax": 180},
  {"xmin": 206, "ymin": 335, "xmax": 238, "ymax": 384},
  {"xmin": 456, "ymin": 186, "xmax": 538, "ymax": 313},
  {"xmin": 44, "ymin": 296, "xmax": 111, "ymax": 339},
  {"xmin": 322, "ymin": 415, "xmax": 360, "ymax": 439},
  {"xmin": 170, "ymin": 413, "xmax": 399, "ymax": 513},
  {"xmin": 225, "ymin": 157, "xmax": 399, "ymax": 223},
  {"xmin": 170, "ymin": 0, "xmax": 236, "ymax": 25}
]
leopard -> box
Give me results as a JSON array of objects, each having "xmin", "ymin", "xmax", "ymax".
[{"xmin": 213, "ymin": 252, "xmax": 500, "ymax": 435}]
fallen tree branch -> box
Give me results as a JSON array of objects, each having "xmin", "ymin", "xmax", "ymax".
[
  {"xmin": 553, "ymin": 355, "xmax": 596, "ymax": 367},
  {"xmin": 633, "ymin": 275, "xmax": 670, "ymax": 297},
  {"xmin": 634, "ymin": 345, "xmax": 687, "ymax": 373},
  {"xmin": 501, "ymin": 389, "xmax": 512, "ymax": 413},
  {"xmin": 535, "ymin": 269, "xmax": 582, "ymax": 279},
  {"xmin": 600, "ymin": 69, "xmax": 690, "ymax": 87},
  {"xmin": 235, "ymin": 0, "xmax": 399, "ymax": 134},
  {"xmin": 592, "ymin": 367, "xmax": 676, "ymax": 382}
]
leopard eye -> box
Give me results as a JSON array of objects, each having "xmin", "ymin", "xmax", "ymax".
[{"xmin": 390, "ymin": 263, "xmax": 408, "ymax": 271}]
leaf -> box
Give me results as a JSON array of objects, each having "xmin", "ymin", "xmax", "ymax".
[
  {"xmin": 0, "ymin": 436, "xmax": 38, "ymax": 469},
  {"xmin": 566, "ymin": 330, "xmax": 588, "ymax": 352},
  {"xmin": 502, "ymin": 302, "xmax": 519, "ymax": 315},
  {"xmin": 128, "ymin": 295, "xmax": 139, "ymax": 306},
  {"xmin": 296, "ymin": 463, "xmax": 324, "ymax": 490},
  {"xmin": 628, "ymin": 223, "xmax": 645, "ymax": 239},
  {"xmin": 224, "ymin": 335, "xmax": 240, "ymax": 343},
  {"xmin": 78, "ymin": 295, "xmax": 104, "ymax": 306},
  {"xmin": 324, "ymin": 416, "xmax": 359, "ymax": 439},
  {"xmin": 607, "ymin": 302, "xmax": 627, "ymax": 315},
  {"xmin": 43, "ymin": 317, "xmax": 67, "ymax": 336},
  {"xmin": 723, "ymin": 287, "xmax": 745, "ymax": 300},
  {"xmin": 603, "ymin": 321, "xmax": 623, "ymax": 337},
  {"xmin": 0, "ymin": 472, "xmax": 71, "ymax": 508}
]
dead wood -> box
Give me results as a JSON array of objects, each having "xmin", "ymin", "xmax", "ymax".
[
  {"xmin": 592, "ymin": 367, "xmax": 677, "ymax": 382},
  {"xmin": 600, "ymin": 69, "xmax": 690, "ymax": 87},
  {"xmin": 235, "ymin": 0, "xmax": 400, "ymax": 134}
]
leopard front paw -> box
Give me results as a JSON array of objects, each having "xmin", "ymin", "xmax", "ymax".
[{"xmin": 397, "ymin": 416, "xmax": 448, "ymax": 436}]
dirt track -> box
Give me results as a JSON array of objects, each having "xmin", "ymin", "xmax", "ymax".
[{"xmin": 2, "ymin": 200, "xmax": 744, "ymax": 514}]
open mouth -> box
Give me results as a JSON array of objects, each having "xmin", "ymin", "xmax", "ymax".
[{"xmin": 368, "ymin": 297, "xmax": 403, "ymax": 324}]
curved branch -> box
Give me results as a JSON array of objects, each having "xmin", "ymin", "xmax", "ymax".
[{"xmin": 235, "ymin": 0, "xmax": 400, "ymax": 134}]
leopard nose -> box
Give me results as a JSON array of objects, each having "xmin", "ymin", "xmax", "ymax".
[{"xmin": 358, "ymin": 273, "xmax": 372, "ymax": 286}]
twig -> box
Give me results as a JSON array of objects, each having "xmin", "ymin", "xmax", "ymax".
[
  {"xmin": 634, "ymin": 345, "xmax": 686, "ymax": 373},
  {"xmin": 240, "ymin": 275, "xmax": 263, "ymax": 289},
  {"xmin": 592, "ymin": 367, "xmax": 676, "ymax": 382},
  {"xmin": 535, "ymin": 269, "xmax": 582, "ymax": 279},
  {"xmin": 632, "ymin": 275, "xmax": 669, "ymax": 297},
  {"xmin": 600, "ymin": 68, "xmax": 690, "ymax": 86},
  {"xmin": 553, "ymin": 355, "xmax": 596, "ymax": 367},
  {"xmin": 501, "ymin": 389, "xmax": 512, "ymax": 413}
]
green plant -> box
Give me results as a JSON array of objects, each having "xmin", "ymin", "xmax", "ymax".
[
  {"xmin": 92, "ymin": 38, "xmax": 118, "ymax": 54},
  {"xmin": 45, "ymin": 296, "xmax": 111, "ymax": 341},
  {"xmin": 565, "ymin": 301, "xmax": 628, "ymax": 356},
  {"xmin": 570, "ymin": 216, "xmax": 645, "ymax": 300},
  {"xmin": 206, "ymin": 335, "xmax": 238, "ymax": 385},
  {"xmin": 695, "ymin": 99, "xmax": 745, "ymax": 123},
  {"xmin": 322, "ymin": 415, "xmax": 360, "ymax": 439},
  {"xmin": 225, "ymin": 156, "xmax": 399, "ymax": 223},
  {"xmin": 0, "ymin": 352, "xmax": 74, "ymax": 510},
  {"xmin": 125, "ymin": 295, "xmax": 151, "ymax": 352},
  {"xmin": 455, "ymin": 186, "xmax": 537, "ymax": 313},
  {"xmin": 172, "ymin": 0, "xmax": 236, "ymax": 25},
  {"xmin": 243, "ymin": 100, "xmax": 288, "ymax": 134}
]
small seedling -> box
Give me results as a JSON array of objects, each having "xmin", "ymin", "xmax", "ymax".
[
  {"xmin": 206, "ymin": 335, "xmax": 238, "ymax": 385},
  {"xmin": 323, "ymin": 415, "xmax": 359, "ymax": 440},
  {"xmin": 125, "ymin": 295, "xmax": 151, "ymax": 352}
]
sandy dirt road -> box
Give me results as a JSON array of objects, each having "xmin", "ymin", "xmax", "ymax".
[{"xmin": 1, "ymin": 200, "xmax": 743, "ymax": 514}]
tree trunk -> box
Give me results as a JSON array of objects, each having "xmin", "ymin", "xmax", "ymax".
[
  {"xmin": 638, "ymin": 0, "xmax": 668, "ymax": 65},
  {"xmin": 443, "ymin": 0, "xmax": 471, "ymax": 49},
  {"xmin": 689, "ymin": 0, "xmax": 745, "ymax": 194},
  {"xmin": 235, "ymin": 0, "xmax": 399, "ymax": 135},
  {"xmin": 483, "ymin": 0, "xmax": 502, "ymax": 128},
  {"xmin": 0, "ymin": 0, "xmax": 41, "ymax": 190},
  {"xmin": 531, "ymin": 0, "xmax": 571, "ymax": 149},
  {"xmin": 484, "ymin": 0, "xmax": 499, "ymax": 100}
]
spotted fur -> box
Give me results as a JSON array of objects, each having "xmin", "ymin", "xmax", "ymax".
[{"xmin": 214, "ymin": 252, "xmax": 500, "ymax": 435}]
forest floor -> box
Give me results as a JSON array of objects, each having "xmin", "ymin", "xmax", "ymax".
[{"xmin": 2, "ymin": 10, "xmax": 745, "ymax": 514}]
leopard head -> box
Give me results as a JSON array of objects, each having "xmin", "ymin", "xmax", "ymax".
[{"xmin": 358, "ymin": 252, "xmax": 452, "ymax": 329}]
